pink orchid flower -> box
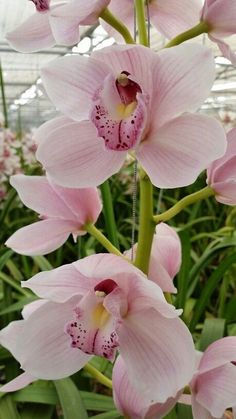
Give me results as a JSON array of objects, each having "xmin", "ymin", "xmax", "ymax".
[
  {"xmin": 0, "ymin": 254, "xmax": 195, "ymax": 402},
  {"xmin": 36, "ymin": 43, "xmax": 226, "ymax": 189},
  {"xmin": 6, "ymin": 0, "xmax": 110, "ymax": 53},
  {"xmin": 112, "ymin": 355, "xmax": 181, "ymax": 419},
  {"xmin": 125, "ymin": 223, "xmax": 181, "ymax": 293},
  {"xmin": 201, "ymin": 0, "xmax": 236, "ymax": 65},
  {"xmin": 188, "ymin": 337, "xmax": 236, "ymax": 419},
  {"xmin": 207, "ymin": 127, "xmax": 236, "ymax": 206},
  {"xmin": 101, "ymin": 0, "xmax": 202, "ymax": 42},
  {"xmin": 5, "ymin": 174, "xmax": 102, "ymax": 255}
]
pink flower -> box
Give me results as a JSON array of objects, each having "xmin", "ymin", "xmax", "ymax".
[
  {"xmin": 5, "ymin": 174, "xmax": 102, "ymax": 255},
  {"xmin": 6, "ymin": 0, "xmax": 110, "ymax": 53},
  {"xmin": 30, "ymin": 0, "xmax": 50, "ymax": 12},
  {"xmin": 207, "ymin": 127, "xmax": 236, "ymax": 206},
  {"xmin": 101, "ymin": 0, "xmax": 202, "ymax": 42},
  {"xmin": 201, "ymin": 0, "xmax": 236, "ymax": 65},
  {"xmin": 189, "ymin": 337, "xmax": 236, "ymax": 418},
  {"xmin": 0, "ymin": 254, "xmax": 195, "ymax": 402},
  {"xmin": 36, "ymin": 43, "xmax": 226, "ymax": 188},
  {"xmin": 125, "ymin": 223, "xmax": 181, "ymax": 293},
  {"xmin": 112, "ymin": 355, "xmax": 181, "ymax": 419}
]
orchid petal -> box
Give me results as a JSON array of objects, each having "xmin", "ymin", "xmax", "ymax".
[
  {"xmin": 213, "ymin": 37, "xmax": 236, "ymax": 66},
  {"xmin": 0, "ymin": 372, "xmax": 37, "ymax": 393},
  {"xmin": 1, "ymin": 299, "xmax": 91, "ymax": 380},
  {"xmin": 208, "ymin": 127, "xmax": 236, "ymax": 181},
  {"xmin": 49, "ymin": 15, "xmax": 80, "ymax": 46},
  {"xmin": 72, "ymin": 253, "xmax": 145, "ymax": 279},
  {"xmin": 198, "ymin": 337, "xmax": 236, "ymax": 373},
  {"xmin": 6, "ymin": 12, "xmax": 55, "ymax": 53},
  {"xmin": 52, "ymin": 0, "xmax": 110, "ymax": 25},
  {"xmin": 203, "ymin": 1, "xmax": 236, "ymax": 37},
  {"xmin": 113, "ymin": 355, "xmax": 180, "ymax": 419},
  {"xmin": 191, "ymin": 397, "xmax": 211, "ymax": 419},
  {"xmin": 21, "ymin": 263, "xmax": 94, "ymax": 302},
  {"xmin": 195, "ymin": 363, "xmax": 236, "ymax": 418},
  {"xmin": 10, "ymin": 174, "xmax": 77, "ymax": 219},
  {"xmin": 149, "ymin": 0, "xmax": 202, "ymax": 39},
  {"xmin": 92, "ymin": 44, "xmax": 158, "ymax": 97},
  {"xmin": 6, "ymin": 219, "xmax": 77, "ymax": 256},
  {"xmin": 36, "ymin": 120, "xmax": 126, "ymax": 187},
  {"xmin": 151, "ymin": 44, "xmax": 215, "ymax": 128},
  {"xmin": 149, "ymin": 223, "xmax": 181, "ymax": 292},
  {"xmin": 118, "ymin": 310, "xmax": 195, "ymax": 403},
  {"xmin": 137, "ymin": 114, "xmax": 226, "ymax": 188},
  {"xmin": 211, "ymin": 180, "xmax": 236, "ymax": 206},
  {"xmin": 22, "ymin": 300, "xmax": 46, "ymax": 320},
  {"xmin": 41, "ymin": 55, "xmax": 110, "ymax": 121},
  {"xmin": 34, "ymin": 116, "xmax": 73, "ymax": 145}
]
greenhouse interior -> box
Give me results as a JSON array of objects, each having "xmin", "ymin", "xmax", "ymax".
[{"xmin": 1, "ymin": 1, "xmax": 236, "ymax": 418}]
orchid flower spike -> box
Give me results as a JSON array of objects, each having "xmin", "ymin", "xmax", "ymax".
[
  {"xmin": 5, "ymin": 174, "xmax": 102, "ymax": 255},
  {"xmin": 101, "ymin": 0, "xmax": 202, "ymax": 42},
  {"xmin": 112, "ymin": 355, "xmax": 182, "ymax": 419},
  {"xmin": 125, "ymin": 223, "xmax": 181, "ymax": 293},
  {"xmin": 201, "ymin": 0, "xmax": 236, "ymax": 65},
  {"xmin": 36, "ymin": 43, "xmax": 226, "ymax": 189},
  {"xmin": 0, "ymin": 254, "xmax": 195, "ymax": 403},
  {"xmin": 189, "ymin": 337, "xmax": 236, "ymax": 419},
  {"xmin": 6, "ymin": 0, "xmax": 110, "ymax": 52},
  {"xmin": 207, "ymin": 127, "xmax": 236, "ymax": 206}
]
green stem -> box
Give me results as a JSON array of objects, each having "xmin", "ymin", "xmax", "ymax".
[
  {"xmin": 165, "ymin": 21, "xmax": 210, "ymax": 48},
  {"xmin": 0, "ymin": 60, "xmax": 8, "ymax": 128},
  {"xmin": 100, "ymin": 8, "xmax": 135, "ymax": 44},
  {"xmin": 153, "ymin": 186, "xmax": 215, "ymax": 224},
  {"xmin": 134, "ymin": 169, "xmax": 155, "ymax": 274},
  {"xmin": 83, "ymin": 363, "xmax": 112, "ymax": 389},
  {"xmin": 100, "ymin": 180, "xmax": 120, "ymax": 250},
  {"xmin": 85, "ymin": 222, "xmax": 123, "ymax": 257},
  {"xmin": 135, "ymin": 0, "xmax": 149, "ymax": 46}
]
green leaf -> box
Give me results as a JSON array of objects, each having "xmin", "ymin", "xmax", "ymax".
[
  {"xmin": 187, "ymin": 237, "xmax": 236, "ymax": 298},
  {"xmin": 12, "ymin": 384, "xmax": 115, "ymax": 412},
  {"xmin": 54, "ymin": 378, "xmax": 88, "ymax": 419},
  {"xmin": 20, "ymin": 404, "xmax": 54, "ymax": 419},
  {"xmin": 164, "ymin": 408, "xmax": 177, "ymax": 419},
  {"xmin": 189, "ymin": 252, "xmax": 236, "ymax": 331},
  {"xmin": 0, "ymin": 296, "xmax": 37, "ymax": 315},
  {"xmin": 12, "ymin": 383, "xmax": 58, "ymax": 405},
  {"xmin": 176, "ymin": 404, "xmax": 193, "ymax": 419},
  {"xmin": 176, "ymin": 230, "xmax": 191, "ymax": 309},
  {"xmin": 32, "ymin": 256, "xmax": 53, "ymax": 271},
  {"xmin": 0, "ymin": 395, "xmax": 21, "ymax": 419},
  {"xmin": 90, "ymin": 411, "xmax": 122, "ymax": 419},
  {"xmin": 198, "ymin": 318, "xmax": 225, "ymax": 351},
  {"xmin": 0, "ymin": 249, "xmax": 14, "ymax": 271}
]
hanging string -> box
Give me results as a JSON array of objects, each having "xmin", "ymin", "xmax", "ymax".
[
  {"xmin": 131, "ymin": 159, "xmax": 138, "ymax": 260},
  {"xmin": 146, "ymin": 0, "xmax": 151, "ymax": 46},
  {"xmin": 131, "ymin": 1, "xmax": 151, "ymax": 260},
  {"xmin": 157, "ymin": 188, "xmax": 164, "ymax": 214},
  {"xmin": 131, "ymin": 2, "xmax": 138, "ymax": 260}
]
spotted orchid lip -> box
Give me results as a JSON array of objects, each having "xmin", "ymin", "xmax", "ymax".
[{"xmin": 91, "ymin": 71, "xmax": 147, "ymax": 152}]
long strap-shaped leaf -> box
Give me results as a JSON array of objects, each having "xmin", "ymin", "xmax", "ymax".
[{"xmin": 54, "ymin": 378, "xmax": 88, "ymax": 419}]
